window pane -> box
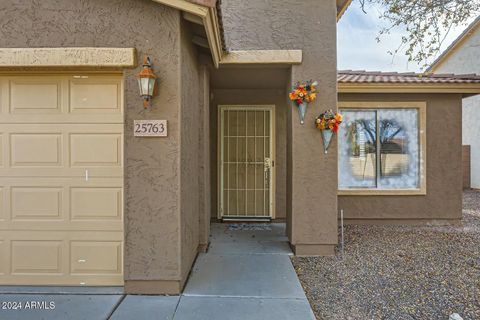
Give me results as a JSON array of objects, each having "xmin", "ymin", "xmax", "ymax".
[
  {"xmin": 378, "ymin": 109, "xmax": 419, "ymax": 189},
  {"xmin": 339, "ymin": 110, "xmax": 377, "ymax": 188}
]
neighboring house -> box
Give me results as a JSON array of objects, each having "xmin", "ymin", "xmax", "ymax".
[
  {"xmin": 427, "ymin": 16, "xmax": 480, "ymax": 189},
  {"xmin": 0, "ymin": 0, "xmax": 479, "ymax": 295}
]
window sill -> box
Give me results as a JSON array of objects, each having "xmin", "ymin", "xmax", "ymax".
[{"xmin": 338, "ymin": 189, "xmax": 426, "ymax": 196}]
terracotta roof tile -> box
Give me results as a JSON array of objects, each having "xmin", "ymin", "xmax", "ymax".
[{"xmin": 338, "ymin": 70, "xmax": 480, "ymax": 84}]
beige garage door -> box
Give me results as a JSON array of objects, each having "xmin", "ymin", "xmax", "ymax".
[{"xmin": 0, "ymin": 74, "xmax": 124, "ymax": 286}]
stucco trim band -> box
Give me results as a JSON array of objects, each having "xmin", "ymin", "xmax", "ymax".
[
  {"xmin": 0, "ymin": 48, "xmax": 137, "ymax": 68},
  {"xmin": 338, "ymin": 83, "xmax": 480, "ymax": 94},
  {"xmin": 220, "ymin": 50, "xmax": 303, "ymax": 65}
]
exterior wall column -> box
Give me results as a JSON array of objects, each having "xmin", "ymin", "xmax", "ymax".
[
  {"xmin": 287, "ymin": 0, "xmax": 339, "ymax": 256},
  {"xmin": 198, "ymin": 64, "xmax": 211, "ymax": 251},
  {"xmin": 125, "ymin": 12, "xmax": 205, "ymax": 295},
  {"xmin": 124, "ymin": 9, "xmax": 185, "ymax": 295}
]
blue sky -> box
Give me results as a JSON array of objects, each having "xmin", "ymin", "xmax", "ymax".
[{"xmin": 337, "ymin": 2, "xmax": 473, "ymax": 72}]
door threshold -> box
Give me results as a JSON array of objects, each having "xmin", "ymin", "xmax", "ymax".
[{"xmin": 222, "ymin": 217, "xmax": 272, "ymax": 222}]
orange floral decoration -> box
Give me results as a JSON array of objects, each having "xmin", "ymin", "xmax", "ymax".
[
  {"xmin": 315, "ymin": 109, "xmax": 343, "ymax": 133},
  {"xmin": 289, "ymin": 81, "xmax": 318, "ymax": 106}
]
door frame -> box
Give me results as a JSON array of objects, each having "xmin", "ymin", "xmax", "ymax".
[{"xmin": 217, "ymin": 105, "xmax": 276, "ymax": 220}]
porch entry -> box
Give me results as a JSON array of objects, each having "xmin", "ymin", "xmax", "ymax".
[{"xmin": 219, "ymin": 105, "xmax": 275, "ymax": 220}]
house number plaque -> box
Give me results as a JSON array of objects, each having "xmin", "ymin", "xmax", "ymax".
[{"xmin": 134, "ymin": 120, "xmax": 167, "ymax": 137}]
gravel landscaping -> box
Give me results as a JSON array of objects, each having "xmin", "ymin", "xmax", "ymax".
[{"xmin": 292, "ymin": 190, "xmax": 480, "ymax": 320}]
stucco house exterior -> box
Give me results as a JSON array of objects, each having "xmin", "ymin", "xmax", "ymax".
[
  {"xmin": 427, "ymin": 16, "xmax": 480, "ymax": 189},
  {"xmin": 0, "ymin": 0, "xmax": 479, "ymax": 295}
]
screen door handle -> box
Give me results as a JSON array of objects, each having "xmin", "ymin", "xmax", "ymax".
[
  {"xmin": 264, "ymin": 158, "xmax": 271, "ymax": 187},
  {"xmin": 264, "ymin": 158, "xmax": 271, "ymax": 171}
]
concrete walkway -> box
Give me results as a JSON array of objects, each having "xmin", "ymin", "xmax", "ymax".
[
  {"xmin": 173, "ymin": 223, "xmax": 315, "ymax": 320},
  {"xmin": 0, "ymin": 223, "xmax": 315, "ymax": 320}
]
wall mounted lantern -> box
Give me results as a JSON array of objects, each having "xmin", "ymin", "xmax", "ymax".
[{"xmin": 137, "ymin": 56, "xmax": 157, "ymax": 108}]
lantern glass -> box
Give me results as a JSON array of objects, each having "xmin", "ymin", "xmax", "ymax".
[
  {"xmin": 138, "ymin": 77, "xmax": 148, "ymax": 97},
  {"xmin": 147, "ymin": 77, "xmax": 156, "ymax": 96}
]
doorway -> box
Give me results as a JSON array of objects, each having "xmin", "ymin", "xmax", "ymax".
[{"xmin": 218, "ymin": 105, "xmax": 275, "ymax": 220}]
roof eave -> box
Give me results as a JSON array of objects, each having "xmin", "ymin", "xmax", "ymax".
[
  {"xmin": 338, "ymin": 82, "xmax": 480, "ymax": 95},
  {"xmin": 155, "ymin": 0, "xmax": 352, "ymax": 68},
  {"xmin": 152, "ymin": 0, "xmax": 222, "ymax": 67},
  {"xmin": 337, "ymin": 0, "xmax": 352, "ymax": 21}
]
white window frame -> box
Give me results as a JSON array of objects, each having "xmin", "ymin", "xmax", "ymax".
[{"xmin": 338, "ymin": 101, "xmax": 427, "ymax": 196}]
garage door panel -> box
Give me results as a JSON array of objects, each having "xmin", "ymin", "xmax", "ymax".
[
  {"xmin": 11, "ymin": 187, "xmax": 62, "ymax": 220},
  {"xmin": 1, "ymin": 230, "xmax": 123, "ymax": 241},
  {"xmin": 1, "ymin": 221, "xmax": 123, "ymax": 232},
  {"xmin": 1, "ymin": 231, "xmax": 123, "ymax": 285},
  {"xmin": 0, "ymin": 134, "xmax": 4, "ymax": 167},
  {"xmin": 10, "ymin": 79, "xmax": 61, "ymax": 114},
  {"xmin": 0, "ymin": 274, "xmax": 123, "ymax": 286},
  {"xmin": 0, "ymin": 239, "xmax": 6, "ymax": 275},
  {"xmin": 70, "ymin": 79, "xmax": 121, "ymax": 113},
  {"xmin": 0, "ymin": 178, "xmax": 123, "ymax": 231},
  {"xmin": 0, "ymin": 167, "xmax": 123, "ymax": 178},
  {"xmin": 7, "ymin": 75, "xmax": 122, "ymax": 115},
  {"xmin": 0, "ymin": 124, "xmax": 122, "ymax": 177},
  {"xmin": 0, "ymin": 74, "xmax": 124, "ymax": 286},
  {"xmin": 70, "ymin": 134, "xmax": 122, "ymax": 167},
  {"xmin": 0, "ymin": 187, "xmax": 5, "ymax": 222},
  {"xmin": 71, "ymin": 241, "xmax": 122, "ymax": 275},
  {"xmin": 10, "ymin": 134, "xmax": 62, "ymax": 167},
  {"xmin": 0, "ymin": 123, "xmax": 122, "ymax": 131},
  {"xmin": 11, "ymin": 240, "xmax": 62, "ymax": 275},
  {"xmin": 0, "ymin": 176, "xmax": 123, "ymax": 186},
  {"xmin": 71, "ymin": 187, "xmax": 122, "ymax": 220},
  {"xmin": 0, "ymin": 74, "xmax": 122, "ymax": 123},
  {"xmin": 0, "ymin": 114, "xmax": 124, "ymax": 124}
]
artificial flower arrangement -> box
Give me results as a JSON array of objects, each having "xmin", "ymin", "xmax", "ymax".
[
  {"xmin": 315, "ymin": 109, "xmax": 343, "ymax": 153},
  {"xmin": 289, "ymin": 80, "xmax": 318, "ymax": 124},
  {"xmin": 315, "ymin": 109, "xmax": 343, "ymax": 133}
]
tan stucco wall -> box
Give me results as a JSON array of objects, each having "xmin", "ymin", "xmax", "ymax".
[
  {"xmin": 338, "ymin": 93, "xmax": 463, "ymax": 222},
  {"xmin": 287, "ymin": 2, "xmax": 339, "ymax": 254},
  {"xmin": 220, "ymin": 0, "xmax": 339, "ymax": 254},
  {"xmin": 0, "ymin": 0, "xmax": 197, "ymax": 292},
  {"xmin": 180, "ymin": 20, "xmax": 201, "ymax": 284},
  {"xmin": 198, "ymin": 65, "xmax": 211, "ymax": 249}
]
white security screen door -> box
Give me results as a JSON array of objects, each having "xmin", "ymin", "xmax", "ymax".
[{"xmin": 219, "ymin": 106, "xmax": 274, "ymax": 220}]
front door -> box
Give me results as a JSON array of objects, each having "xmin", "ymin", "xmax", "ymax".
[{"xmin": 219, "ymin": 105, "xmax": 275, "ymax": 220}]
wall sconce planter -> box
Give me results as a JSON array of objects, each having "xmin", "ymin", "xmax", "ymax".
[
  {"xmin": 137, "ymin": 56, "xmax": 157, "ymax": 108},
  {"xmin": 315, "ymin": 109, "xmax": 343, "ymax": 153},
  {"xmin": 289, "ymin": 80, "xmax": 318, "ymax": 124}
]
